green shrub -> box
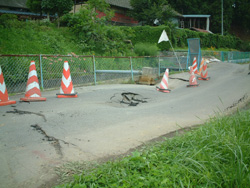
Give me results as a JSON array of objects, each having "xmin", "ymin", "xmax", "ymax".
[{"xmin": 134, "ymin": 43, "xmax": 158, "ymax": 56}]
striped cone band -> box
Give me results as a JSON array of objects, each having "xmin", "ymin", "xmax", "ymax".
[
  {"xmin": 201, "ymin": 60, "xmax": 208, "ymax": 78},
  {"xmin": 189, "ymin": 66, "xmax": 198, "ymax": 85},
  {"xmin": 0, "ymin": 66, "xmax": 8, "ymax": 102},
  {"xmin": 0, "ymin": 66, "xmax": 16, "ymax": 105},
  {"xmin": 192, "ymin": 57, "xmax": 198, "ymax": 74},
  {"xmin": 59, "ymin": 61, "xmax": 75, "ymax": 94},
  {"xmin": 198, "ymin": 58, "xmax": 204, "ymax": 75},
  {"xmin": 159, "ymin": 69, "xmax": 169, "ymax": 90},
  {"xmin": 24, "ymin": 61, "xmax": 42, "ymax": 98}
]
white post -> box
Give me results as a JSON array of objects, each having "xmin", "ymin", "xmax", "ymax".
[{"xmin": 206, "ymin": 17, "xmax": 210, "ymax": 31}]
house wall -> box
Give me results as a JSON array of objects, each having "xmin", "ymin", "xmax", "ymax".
[{"xmin": 96, "ymin": 6, "xmax": 138, "ymax": 26}]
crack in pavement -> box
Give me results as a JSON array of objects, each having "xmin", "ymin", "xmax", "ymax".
[
  {"xmin": 225, "ymin": 94, "xmax": 248, "ymax": 111},
  {"xmin": 6, "ymin": 109, "xmax": 47, "ymax": 122},
  {"xmin": 31, "ymin": 124, "xmax": 63, "ymax": 158},
  {"xmin": 30, "ymin": 124, "xmax": 81, "ymax": 159},
  {"xmin": 169, "ymin": 77, "xmax": 189, "ymax": 82}
]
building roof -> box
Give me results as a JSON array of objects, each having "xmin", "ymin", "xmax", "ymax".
[
  {"xmin": 0, "ymin": 0, "xmax": 132, "ymax": 10},
  {"xmin": 190, "ymin": 27, "xmax": 213, "ymax": 34},
  {"xmin": 0, "ymin": 0, "xmax": 28, "ymax": 9},
  {"xmin": 0, "ymin": 9, "xmax": 46, "ymax": 16},
  {"xmin": 183, "ymin": 15, "xmax": 210, "ymax": 18},
  {"xmin": 105, "ymin": 0, "xmax": 132, "ymax": 9}
]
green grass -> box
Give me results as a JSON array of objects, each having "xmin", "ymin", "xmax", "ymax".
[
  {"xmin": 55, "ymin": 109, "xmax": 250, "ymax": 188},
  {"xmin": 0, "ymin": 20, "xmax": 82, "ymax": 55}
]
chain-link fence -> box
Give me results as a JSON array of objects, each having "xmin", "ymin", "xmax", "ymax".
[{"xmin": 1, "ymin": 51, "xmax": 249, "ymax": 93}]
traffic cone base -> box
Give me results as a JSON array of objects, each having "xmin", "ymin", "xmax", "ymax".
[
  {"xmin": 187, "ymin": 83, "xmax": 199, "ymax": 87},
  {"xmin": 198, "ymin": 77, "xmax": 210, "ymax": 81},
  {"xmin": 20, "ymin": 97, "xmax": 46, "ymax": 102},
  {"xmin": 0, "ymin": 100, "xmax": 16, "ymax": 106},
  {"xmin": 156, "ymin": 87, "xmax": 171, "ymax": 93},
  {"xmin": 56, "ymin": 93, "xmax": 78, "ymax": 98},
  {"xmin": 20, "ymin": 61, "xmax": 46, "ymax": 102}
]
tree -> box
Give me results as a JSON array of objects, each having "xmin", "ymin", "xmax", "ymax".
[
  {"xmin": 26, "ymin": 0, "xmax": 42, "ymax": 15},
  {"xmin": 41, "ymin": 0, "xmax": 73, "ymax": 27},
  {"xmin": 130, "ymin": 0, "xmax": 175, "ymax": 26},
  {"xmin": 232, "ymin": 0, "xmax": 250, "ymax": 30}
]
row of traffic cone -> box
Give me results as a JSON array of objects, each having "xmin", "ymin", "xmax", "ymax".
[
  {"xmin": 157, "ymin": 57, "xmax": 210, "ymax": 93},
  {"xmin": 0, "ymin": 61, "xmax": 77, "ymax": 106}
]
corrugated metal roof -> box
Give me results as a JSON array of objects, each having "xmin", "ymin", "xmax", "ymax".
[
  {"xmin": 0, "ymin": 9, "xmax": 46, "ymax": 16},
  {"xmin": 190, "ymin": 27, "xmax": 213, "ymax": 34},
  {"xmin": 183, "ymin": 15, "xmax": 210, "ymax": 18},
  {"xmin": 0, "ymin": 0, "xmax": 132, "ymax": 10},
  {"xmin": 105, "ymin": 0, "xmax": 132, "ymax": 9},
  {"xmin": 0, "ymin": 0, "xmax": 28, "ymax": 9}
]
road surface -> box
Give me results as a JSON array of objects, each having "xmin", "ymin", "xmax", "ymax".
[{"xmin": 0, "ymin": 61, "xmax": 250, "ymax": 188}]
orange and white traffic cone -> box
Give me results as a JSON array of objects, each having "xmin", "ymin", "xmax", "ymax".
[
  {"xmin": 198, "ymin": 60, "xmax": 210, "ymax": 80},
  {"xmin": 156, "ymin": 68, "xmax": 171, "ymax": 93},
  {"xmin": 192, "ymin": 57, "xmax": 198, "ymax": 74},
  {"xmin": 187, "ymin": 66, "xmax": 199, "ymax": 87},
  {"xmin": 197, "ymin": 58, "xmax": 204, "ymax": 75},
  {"xmin": 56, "ymin": 61, "xmax": 77, "ymax": 98},
  {"xmin": 20, "ymin": 61, "xmax": 46, "ymax": 102},
  {"xmin": 0, "ymin": 66, "xmax": 16, "ymax": 106}
]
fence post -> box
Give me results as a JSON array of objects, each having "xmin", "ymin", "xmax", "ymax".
[
  {"xmin": 39, "ymin": 54, "xmax": 44, "ymax": 90},
  {"xmin": 158, "ymin": 56, "xmax": 161, "ymax": 76},
  {"xmin": 93, "ymin": 55, "xmax": 97, "ymax": 85},
  {"xmin": 130, "ymin": 57, "xmax": 134, "ymax": 81},
  {"xmin": 221, "ymin": 51, "xmax": 224, "ymax": 62}
]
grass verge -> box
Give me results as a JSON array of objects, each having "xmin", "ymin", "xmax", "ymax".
[{"xmin": 55, "ymin": 109, "xmax": 250, "ymax": 188}]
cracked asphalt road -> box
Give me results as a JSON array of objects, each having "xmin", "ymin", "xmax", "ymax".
[{"xmin": 0, "ymin": 61, "xmax": 250, "ymax": 188}]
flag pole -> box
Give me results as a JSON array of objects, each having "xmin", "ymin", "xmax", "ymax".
[
  {"xmin": 158, "ymin": 30, "xmax": 183, "ymax": 72},
  {"xmin": 168, "ymin": 40, "xmax": 183, "ymax": 71}
]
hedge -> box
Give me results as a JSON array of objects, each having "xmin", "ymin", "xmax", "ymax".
[{"xmin": 124, "ymin": 25, "xmax": 242, "ymax": 51}]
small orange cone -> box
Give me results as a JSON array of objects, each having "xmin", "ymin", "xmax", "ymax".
[
  {"xmin": 156, "ymin": 68, "xmax": 171, "ymax": 93},
  {"xmin": 20, "ymin": 61, "xmax": 46, "ymax": 102},
  {"xmin": 197, "ymin": 58, "xmax": 204, "ymax": 75},
  {"xmin": 198, "ymin": 60, "xmax": 210, "ymax": 80},
  {"xmin": 192, "ymin": 57, "xmax": 198, "ymax": 74},
  {"xmin": 187, "ymin": 66, "xmax": 199, "ymax": 87},
  {"xmin": 0, "ymin": 66, "xmax": 16, "ymax": 106},
  {"xmin": 56, "ymin": 61, "xmax": 77, "ymax": 98}
]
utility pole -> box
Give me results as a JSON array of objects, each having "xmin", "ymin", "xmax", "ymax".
[{"xmin": 221, "ymin": 0, "xmax": 223, "ymax": 35}]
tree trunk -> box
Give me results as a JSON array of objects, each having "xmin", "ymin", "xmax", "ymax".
[
  {"xmin": 57, "ymin": 17, "xmax": 60, "ymax": 28},
  {"xmin": 47, "ymin": 12, "xmax": 50, "ymax": 21}
]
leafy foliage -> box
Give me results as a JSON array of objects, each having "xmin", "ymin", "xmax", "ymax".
[
  {"xmin": 129, "ymin": 0, "xmax": 175, "ymax": 26},
  {"xmin": 60, "ymin": 1, "xmax": 135, "ymax": 55},
  {"xmin": 129, "ymin": 26, "xmax": 242, "ymax": 50},
  {"xmin": 134, "ymin": 43, "xmax": 158, "ymax": 56},
  {"xmin": 232, "ymin": 0, "xmax": 250, "ymax": 30},
  {"xmin": 26, "ymin": 0, "xmax": 42, "ymax": 14},
  {"xmin": 0, "ymin": 15, "xmax": 82, "ymax": 55}
]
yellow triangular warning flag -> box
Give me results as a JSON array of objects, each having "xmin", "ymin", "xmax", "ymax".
[{"xmin": 158, "ymin": 30, "xmax": 169, "ymax": 43}]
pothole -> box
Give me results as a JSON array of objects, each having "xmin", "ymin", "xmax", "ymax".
[{"xmin": 110, "ymin": 92, "xmax": 148, "ymax": 107}]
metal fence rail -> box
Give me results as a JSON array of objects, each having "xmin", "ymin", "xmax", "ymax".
[{"xmin": 1, "ymin": 51, "xmax": 249, "ymax": 93}]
